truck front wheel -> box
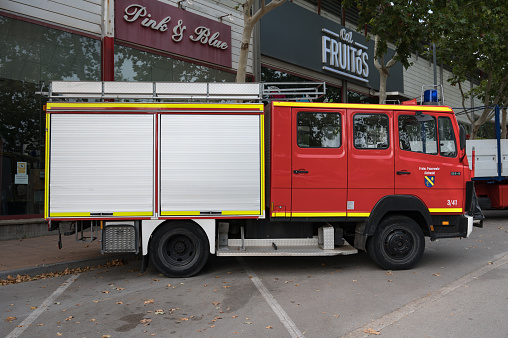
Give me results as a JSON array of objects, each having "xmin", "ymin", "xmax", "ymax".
[
  {"xmin": 367, "ymin": 216, "xmax": 425, "ymax": 270},
  {"xmin": 150, "ymin": 221, "xmax": 209, "ymax": 278}
]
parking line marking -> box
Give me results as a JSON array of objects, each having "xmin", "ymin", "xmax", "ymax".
[
  {"xmin": 238, "ymin": 257, "xmax": 304, "ymax": 338},
  {"xmin": 342, "ymin": 253, "xmax": 508, "ymax": 337},
  {"xmin": 6, "ymin": 273, "xmax": 81, "ymax": 338}
]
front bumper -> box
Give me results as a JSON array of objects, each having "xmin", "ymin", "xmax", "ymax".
[{"xmin": 431, "ymin": 214, "xmax": 473, "ymax": 239}]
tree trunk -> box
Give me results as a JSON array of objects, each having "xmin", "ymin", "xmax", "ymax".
[
  {"xmin": 378, "ymin": 68, "xmax": 388, "ymax": 104},
  {"xmin": 235, "ymin": 0, "xmax": 287, "ymax": 83},
  {"xmin": 472, "ymin": 122, "xmax": 480, "ymax": 139},
  {"xmin": 373, "ymin": 35, "xmax": 398, "ymax": 104},
  {"xmin": 236, "ymin": 23, "xmax": 254, "ymax": 83}
]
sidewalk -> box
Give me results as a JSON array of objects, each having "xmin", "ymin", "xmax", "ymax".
[{"xmin": 0, "ymin": 234, "xmax": 136, "ymax": 280}]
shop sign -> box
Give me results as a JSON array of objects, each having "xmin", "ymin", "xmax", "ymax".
[
  {"xmin": 261, "ymin": 1, "xmax": 403, "ymax": 92},
  {"xmin": 322, "ymin": 28, "xmax": 369, "ymax": 83},
  {"xmin": 115, "ymin": 0, "xmax": 232, "ymax": 68}
]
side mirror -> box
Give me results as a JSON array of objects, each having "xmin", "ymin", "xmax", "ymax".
[
  {"xmin": 414, "ymin": 111, "xmax": 434, "ymax": 122},
  {"xmin": 459, "ymin": 125, "xmax": 466, "ymax": 150}
]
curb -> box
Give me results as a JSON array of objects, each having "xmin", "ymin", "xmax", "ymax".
[{"xmin": 0, "ymin": 253, "xmax": 138, "ymax": 280}]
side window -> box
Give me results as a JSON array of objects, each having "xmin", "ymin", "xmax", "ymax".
[
  {"xmin": 398, "ymin": 115, "xmax": 437, "ymax": 154},
  {"xmin": 297, "ymin": 112, "xmax": 341, "ymax": 148},
  {"xmin": 353, "ymin": 114, "xmax": 389, "ymax": 149},
  {"xmin": 438, "ymin": 116, "xmax": 457, "ymax": 157}
]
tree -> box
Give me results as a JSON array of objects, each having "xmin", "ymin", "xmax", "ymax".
[
  {"xmin": 432, "ymin": 0, "xmax": 508, "ymax": 139},
  {"xmin": 236, "ymin": 0, "xmax": 287, "ymax": 83},
  {"xmin": 341, "ymin": 0, "xmax": 434, "ymax": 103}
]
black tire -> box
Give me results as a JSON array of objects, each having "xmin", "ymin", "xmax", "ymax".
[
  {"xmin": 149, "ymin": 221, "xmax": 209, "ymax": 278},
  {"xmin": 367, "ymin": 216, "xmax": 425, "ymax": 270}
]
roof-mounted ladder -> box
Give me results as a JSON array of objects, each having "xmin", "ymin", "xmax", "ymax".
[{"xmin": 47, "ymin": 81, "xmax": 326, "ymax": 101}]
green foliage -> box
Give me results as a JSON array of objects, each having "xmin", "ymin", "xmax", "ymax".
[
  {"xmin": 431, "ymin": 0, "xmax": 508, "ymax": 136},
  {"xmin": 342, "ymin": 0, "xmax": 434, "ymax": 69}
]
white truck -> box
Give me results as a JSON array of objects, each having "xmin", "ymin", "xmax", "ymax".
[{"xmin": 466, "ymin": 105, "xmax": 508, "ymax": 210}]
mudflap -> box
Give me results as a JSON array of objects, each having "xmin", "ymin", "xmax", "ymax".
[
  {"xmin": 141, "ymin": 254, "xmax": 149, "ymax": 273},
  {"xmin": 472, "ymin": 188, "xmax": 484, "ymax": 228}
]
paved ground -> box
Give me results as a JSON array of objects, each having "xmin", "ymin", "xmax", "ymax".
[
  {"xmin": 1, "ymin": 211, "xmax": 508, "ymax": 337},
  {"xmin": 0, "ymin": 233, "xmax": 133, "ymax": 280}
]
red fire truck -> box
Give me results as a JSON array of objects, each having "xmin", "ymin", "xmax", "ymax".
[{"xmin": 45, "ymin": 81, "xmax": 481, "ymax": 277}]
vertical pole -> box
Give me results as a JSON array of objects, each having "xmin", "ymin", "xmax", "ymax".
[
  {"xmin": 252, "ymin": 0, "xmax": 261, "ymax": 81},
  {"xmin": 343, "ymin": 80, "xmax": 348, "ymax": 103},
  {"xmin": 433, "ymin": 43, "xmax": 437, "ymax": 86},
  {"xmin": 495, "ymin": 105, "xmax": 501, "ymax": 179},
  {"xmin": 101, "ymin": 0, "xmax": 115, "ymax": 81},
  {"xmin": 0, "ymin": 138, "xmax": 3, "ymax": 214}
]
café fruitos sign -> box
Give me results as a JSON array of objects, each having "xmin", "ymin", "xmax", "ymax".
[
  {"xmin": 322, "ymin": 28, "xmax": 369, "ymax": 83},
  {"xmin": 115, "ymin": 0, "xmax": 232, "ymax": 68}
]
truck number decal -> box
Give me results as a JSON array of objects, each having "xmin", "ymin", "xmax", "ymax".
[{"xmin": 447, "ymin": 199, "xmax": 458, "ymax": 206}]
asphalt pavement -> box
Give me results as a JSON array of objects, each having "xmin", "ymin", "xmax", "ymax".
[{"xmin": 0, "ymin": 233, "xmax": 136, "ymax": 280}]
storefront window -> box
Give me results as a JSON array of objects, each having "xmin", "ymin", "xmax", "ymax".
[
  {"xmin": 0, "ymin": 16, "xmax": 100, "ymax": 217},
  {"xmin": 115, "ymin": 45, "xmax": 236, "ymax": 82},
  {"xmin": 347, "ymin": 91, "xmax": 377, "ymax": 104},
  {"xmin": 261, "ymin": 66, "xmax": 342, "ymax": 103}
]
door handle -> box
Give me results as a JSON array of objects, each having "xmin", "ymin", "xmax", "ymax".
[
  {"xmin": 397, "ymin": 170, "xmax": 411, "ymax": 175},
  {"xmin": 293, "ymin": 169, "xmax": 309, "ymax": 174}
]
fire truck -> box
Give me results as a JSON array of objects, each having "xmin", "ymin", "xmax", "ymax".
[{"xmin": 45, "ymin": 81, "xmax": 481, "ymax": 277}]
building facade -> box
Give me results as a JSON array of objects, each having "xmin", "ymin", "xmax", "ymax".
[{"xmin": 0, "ymin": 0, "xmax": 480, "ymax": 220}]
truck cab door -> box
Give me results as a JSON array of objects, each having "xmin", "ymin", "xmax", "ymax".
[
  {"xmin": 290, "ymin": 108, "xmax": 347, "ymax": 219},
  {"xmin": 346, "ymin": 110, "xmax": 394, "ymax": 218},
  {"xmin": 395, "ymin": 111, "xmax": 464, "ymax": 214}
]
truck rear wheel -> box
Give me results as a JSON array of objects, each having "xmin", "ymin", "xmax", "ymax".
[
  {"xmin": 150, "ymin": 221, "xmax": 209, "ymax": 278},
  {"xmin": 367, "ymin": 216, "xmax": 424, "ymax": 270}
]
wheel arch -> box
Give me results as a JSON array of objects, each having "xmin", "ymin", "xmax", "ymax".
[
  {"xmin": 142, "ymin": 219, "xmax": 216, "ymax": 256},
  {"xmin": 365, "ymin": 195, "xmax": 432, "ymax": 237}
]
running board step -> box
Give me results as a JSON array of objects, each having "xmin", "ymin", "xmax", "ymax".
[{"xmin": 216, "ymin": 238, "xmax": 358, "ymax": 257}]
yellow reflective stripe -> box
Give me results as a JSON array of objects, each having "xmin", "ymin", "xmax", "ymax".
[
  {"xmin": 429, "ymin": 208, "xmax": 463, "ymax": 213},
  {"xmin": 113, "ymin": 212, "xmax": 153, "ymax": 216},
  {"xmin": 271, "ymin": 212, "xmax": 347, "ymax": 217},
  {"xmin": 44, "ymin": 113, "xmax": 51, "ymax": 219},
  {"xmin": 272, "ymin": 101, "xmax": 453, "ymax": 112},
  {"xmin": 50, "ymin": 212, "xmax": 91, "ymax": 217},
  {"xmin": 272, "ymin": 212, "xmax": 288, "ymax": 217},
  {"xmin": 46, "ymin": 102, "xmax": 264, "ymax": 111},
  {"xmin": 161, "ymin": 211, "xmax": 201, "ymax": 216},
  {"xmin": 347, "ymin": 212, "xmax": 371, "ymax": 217},
  {"xmin": 49, "ymin": 212, "xmax": 153, "ymax": 217},
  {"xmin": 291, "ymin": 212, "xmax": 347, "ymax": 217},
  {"xmin": 271, "ymin": 211, "xmax": 371, "ymax": 217},
  {"xmin": 162, "ymin": 210, "xmax": 261, "ymax": 216},
  {"xmin": 260, "ymin": 114, "xmax": 266, "ymax": 215},
  {"xmin": 222, "ymin": 210, "xmax": 261, "ymax": 215}
]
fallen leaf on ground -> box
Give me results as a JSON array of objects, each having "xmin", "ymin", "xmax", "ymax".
[
  {"xmin": 5, "ymin": 316, "xmax": 17, "ymax": 322},
  {"xmin": 0, "ymin": 259, "xmax": 126, "ymax": 285},
  {"xmin": 363, "ymin": 328, "xmax": 380, "ymax": 335}
]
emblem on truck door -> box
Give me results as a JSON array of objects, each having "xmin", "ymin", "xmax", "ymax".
[{"xmin": 424, "ymin": 175, "xmax": 435, "ymax": 188}]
